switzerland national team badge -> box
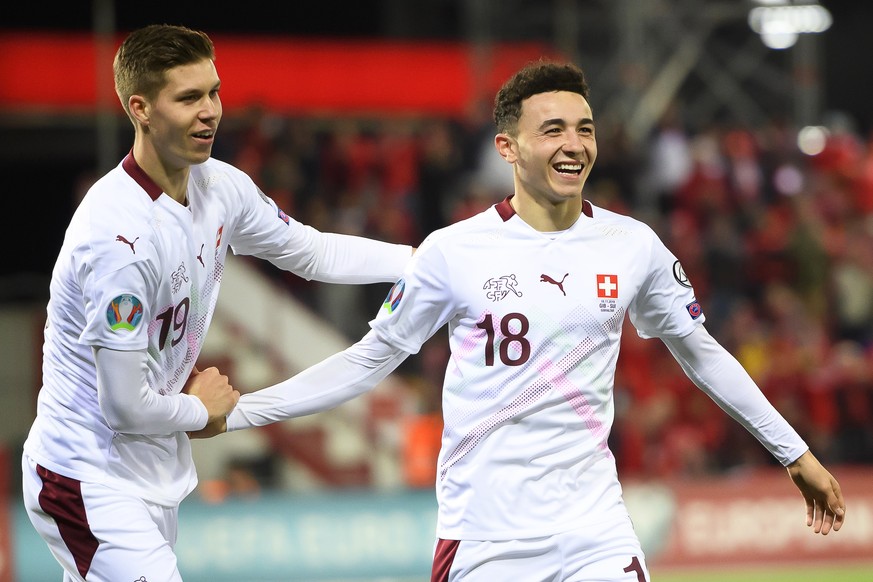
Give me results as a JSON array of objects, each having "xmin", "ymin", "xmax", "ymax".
[
  {"xmin": 106, "ymin": 294, "xmax": 144, "ymax": 331},
  {"xmin": 596, "ymin": 274, "xmax": 618, "ymax": 298},
  {"xmin": 383, "ymin": 279, "xmax": 405, "ymax": 314},
  {"xmin": 597, "ymin": 274, "xmax": 618, "ymax": 313},
  {"xmin": 597, "ymin": 275, "xmax": 618, "ymax": 313}
]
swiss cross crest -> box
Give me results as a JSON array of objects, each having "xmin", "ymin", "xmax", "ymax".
[
  {"xmin": 596, "ymin": 274, "xmax": 618, "ymax": 298},
  {"xmin": 597, "ymin": 274, "xmax": 618, "ymax": 313}
]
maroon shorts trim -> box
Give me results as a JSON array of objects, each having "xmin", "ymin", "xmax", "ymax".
[
  {"xmin": 431, "ymin": 538, "xmax": 460, "ymax": 582},
  {"xmin": 36, "ymin": 464, "xmax": 99, "ymax": 578}
]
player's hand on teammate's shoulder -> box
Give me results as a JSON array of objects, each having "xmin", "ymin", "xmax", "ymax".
[
  {"xmin": 786, "ymin": 450, "xmax": 846, "ymax": 535},
  {"xmin": 183, "ymin": 366, "xmax": 239, "ymax": 438}
]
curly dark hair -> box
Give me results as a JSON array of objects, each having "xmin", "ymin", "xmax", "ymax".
[{"xmin": 493, "ymin": 60, "xmax": 590, "ymax": 135}]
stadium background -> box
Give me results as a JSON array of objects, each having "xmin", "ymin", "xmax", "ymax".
[{"xmin": 2, "ymin": 1, "xmax": 872, "ymax": 580}]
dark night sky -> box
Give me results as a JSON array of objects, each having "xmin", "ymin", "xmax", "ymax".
[
  {"xmin": 2, "ymin": 2, "xmax": 421, "ymax": 37},
  {"xmin": 819, "ymin": 1, "xmax": 873, "ymax": 134}
]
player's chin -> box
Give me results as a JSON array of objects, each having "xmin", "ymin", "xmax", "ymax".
[
  {"xmin": 188, "ymin": 148, "xmax": 213, "ymax": 165},
  {"xmin": 550, "ymin": 183, "xmax": 585, "ymax": 201},
  {"xmin": 551, "ymin": 174, "xmax": 587, "ymax": 194}
]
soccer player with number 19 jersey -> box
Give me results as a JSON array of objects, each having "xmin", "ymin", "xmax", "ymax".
[
  {"xmin": 218, "ymin": 61, "xmax": 845, "ymax": 581},
  {"xmin": 21, "ymin": 25, "xmax": 412, "ymax": 582}
]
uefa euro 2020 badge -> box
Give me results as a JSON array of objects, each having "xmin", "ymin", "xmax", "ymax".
[
  {"xmin": 383, "ymin": 279, "xmax": 405, "ymax": 314},
  {"xmin": 106, "ymin": 294, "xmax": 144, "ymax": 331}
]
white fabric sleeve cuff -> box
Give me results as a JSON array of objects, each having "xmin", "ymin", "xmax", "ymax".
[
  {"xmin": 660, "ymin": 326, "xmax": 809, "ymax": 466},
  {"xmin": 227, "ymin": 330, "xmax": 409, "ymax": 431},
  {"xmin": 94, "ymin": 347, "xmax": 209, "ymax": 434}
]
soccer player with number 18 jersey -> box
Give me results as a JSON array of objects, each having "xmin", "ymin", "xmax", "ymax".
[{"xmin": 214, "ymin": 61, "xmax": 845, "ymax": 581}]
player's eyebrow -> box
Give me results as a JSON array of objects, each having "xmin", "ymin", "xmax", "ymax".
[
  {"xmin": 538, "ymin": 117, "xmax": 594, "ymax": 130},
  {"xmin": 539, "ymin": 118, "xmax": 565, "ymax": 129},
  {"xmin": 176, "ymin": 80, "xmax": 221, "ymax": 98}
]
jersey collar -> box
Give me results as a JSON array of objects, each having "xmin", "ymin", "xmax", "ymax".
[
  {"xmin": 122, "ymin": 151, "xmax": 164, "ymax": 201},
  {"xmin": 494, "ymin": 195, "xmax": 594, "ymax": 222}
]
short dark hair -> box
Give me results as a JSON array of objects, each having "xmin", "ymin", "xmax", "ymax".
[
  {"xmin": 113, "ymin": 24, "xmax": 215, "ymax": 119},
  {"xmin": 493, "ymin": 61, "xmax": 590, "ymax": 135}
]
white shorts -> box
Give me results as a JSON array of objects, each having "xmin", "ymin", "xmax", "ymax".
[
  {"xmin": 432, "ymin": 514, "xmax": 650, "ymax": 582},
  {"xmin": 22, "ymin": 453, "xmax": 183, "ymax": 582}
]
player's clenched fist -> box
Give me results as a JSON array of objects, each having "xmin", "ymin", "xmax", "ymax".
[{"xmin": 184, "ymin": 366, "xmax": 240, "ymax": 424}]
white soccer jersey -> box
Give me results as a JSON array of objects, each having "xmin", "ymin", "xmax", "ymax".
[
  {"xmin": 226, "ymin": 195, "xmax": 806, "ymax": 542},
  {"xmin": 372, "ymin": 197, "xmax": 703, "ymax": 540},
  {"xmin": 23, "ymin": 153, "xmax": 410, "ymax": 506}
]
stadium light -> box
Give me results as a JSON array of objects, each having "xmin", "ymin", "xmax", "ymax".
[
  {"xmin": 797, "ymin": 125, "xmax": 829, "ymax": 156},
  {"xmin": 748, "ymin": 1, "xmax": 832, "ymax": 49}
]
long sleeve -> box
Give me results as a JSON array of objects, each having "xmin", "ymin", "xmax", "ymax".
[
  {"xmin": 660, "ymin": 325, "xmax": 809, "ymax": 466},
  {"xmin": 226, "ymin": 330, "xmax": 411, "ymax": 431},
  {"xmin": 94, "ymin": 347, "xmax": 208, "ymax": 434},
  {"xmin": 261, "ymin": 227, "xmax": 413, "ymax": 284}
]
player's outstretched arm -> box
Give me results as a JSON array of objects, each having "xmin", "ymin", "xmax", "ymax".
[
  {"xmin": 260, "ymin": 222, "xmax": 414, "ymax": 285},
  {"xmin": 226, "ymin": 330, "xmax": 410, "ymax": 431},
  {"xmin": 786, "ymin": 449, "xmax": 846, "ymax": 534},
  {"xmin": 661, "ymin": 326, "xmax": 846, "ymax": 536},
  {"xmin": 660, "ymin": 326, "xmax": 809, "ymax": 464},
  {"xmin": 188, "ymin": 330, "xmax": 411, "ymax": 440}
]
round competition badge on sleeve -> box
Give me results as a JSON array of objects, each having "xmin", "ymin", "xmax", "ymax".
[
  {"xmin": 383, "ymin": 279, "xmax": 405, "ymax": 314},
  {"xmin": 106, "ymin": 294, "xmax": 144, "ymax": 331}
]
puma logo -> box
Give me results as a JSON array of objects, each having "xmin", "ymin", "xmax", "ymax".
[
  {"xmin": 116, "ymin": 235, "xmax": 139, "ymax": 254},
  {"xmin": 540, "ymin": 273, "xmax": 568, "ymax": 296},
  {"xmin": 196, "ymin": 243, "xmax": 205, "ymax": 267}
]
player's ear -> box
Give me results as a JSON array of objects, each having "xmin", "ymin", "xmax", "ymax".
[
  {"xmin": 495, "ymin": 133, "xmax": 517, "ymax": 163},
  {"xmin": 129, "ymin": 95, "xmax": 149, "ymax": 126}
]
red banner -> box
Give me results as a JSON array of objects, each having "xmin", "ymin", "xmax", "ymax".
[
  {"xmin": 625, "ymin": 467, "xmax": 873, "ymax": 569},
  {"xmin": 0, "ymin": 32, "xmax": 560, "ymax": 116}
]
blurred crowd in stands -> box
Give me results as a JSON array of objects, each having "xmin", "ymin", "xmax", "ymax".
[{"xmin": 211, "ymin": 99, "xmax": 873, "ymax": 489}]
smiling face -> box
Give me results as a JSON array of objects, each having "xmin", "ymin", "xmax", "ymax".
[
  {"xmin": 496, "ymin": 90, "xmax": 597, "ymax": 206},
  {"xmin": 132, "ymin": 58, "xmax": 222, "ymax": 172}
]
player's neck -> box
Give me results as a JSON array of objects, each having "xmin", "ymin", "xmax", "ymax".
[
  {"xmin": 132, "ymin": 142, "xmax": 190, "ymax": 205},
  {"xmin": 510, "ymin": 192, "xmax": 583, "ymax": 232}
]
